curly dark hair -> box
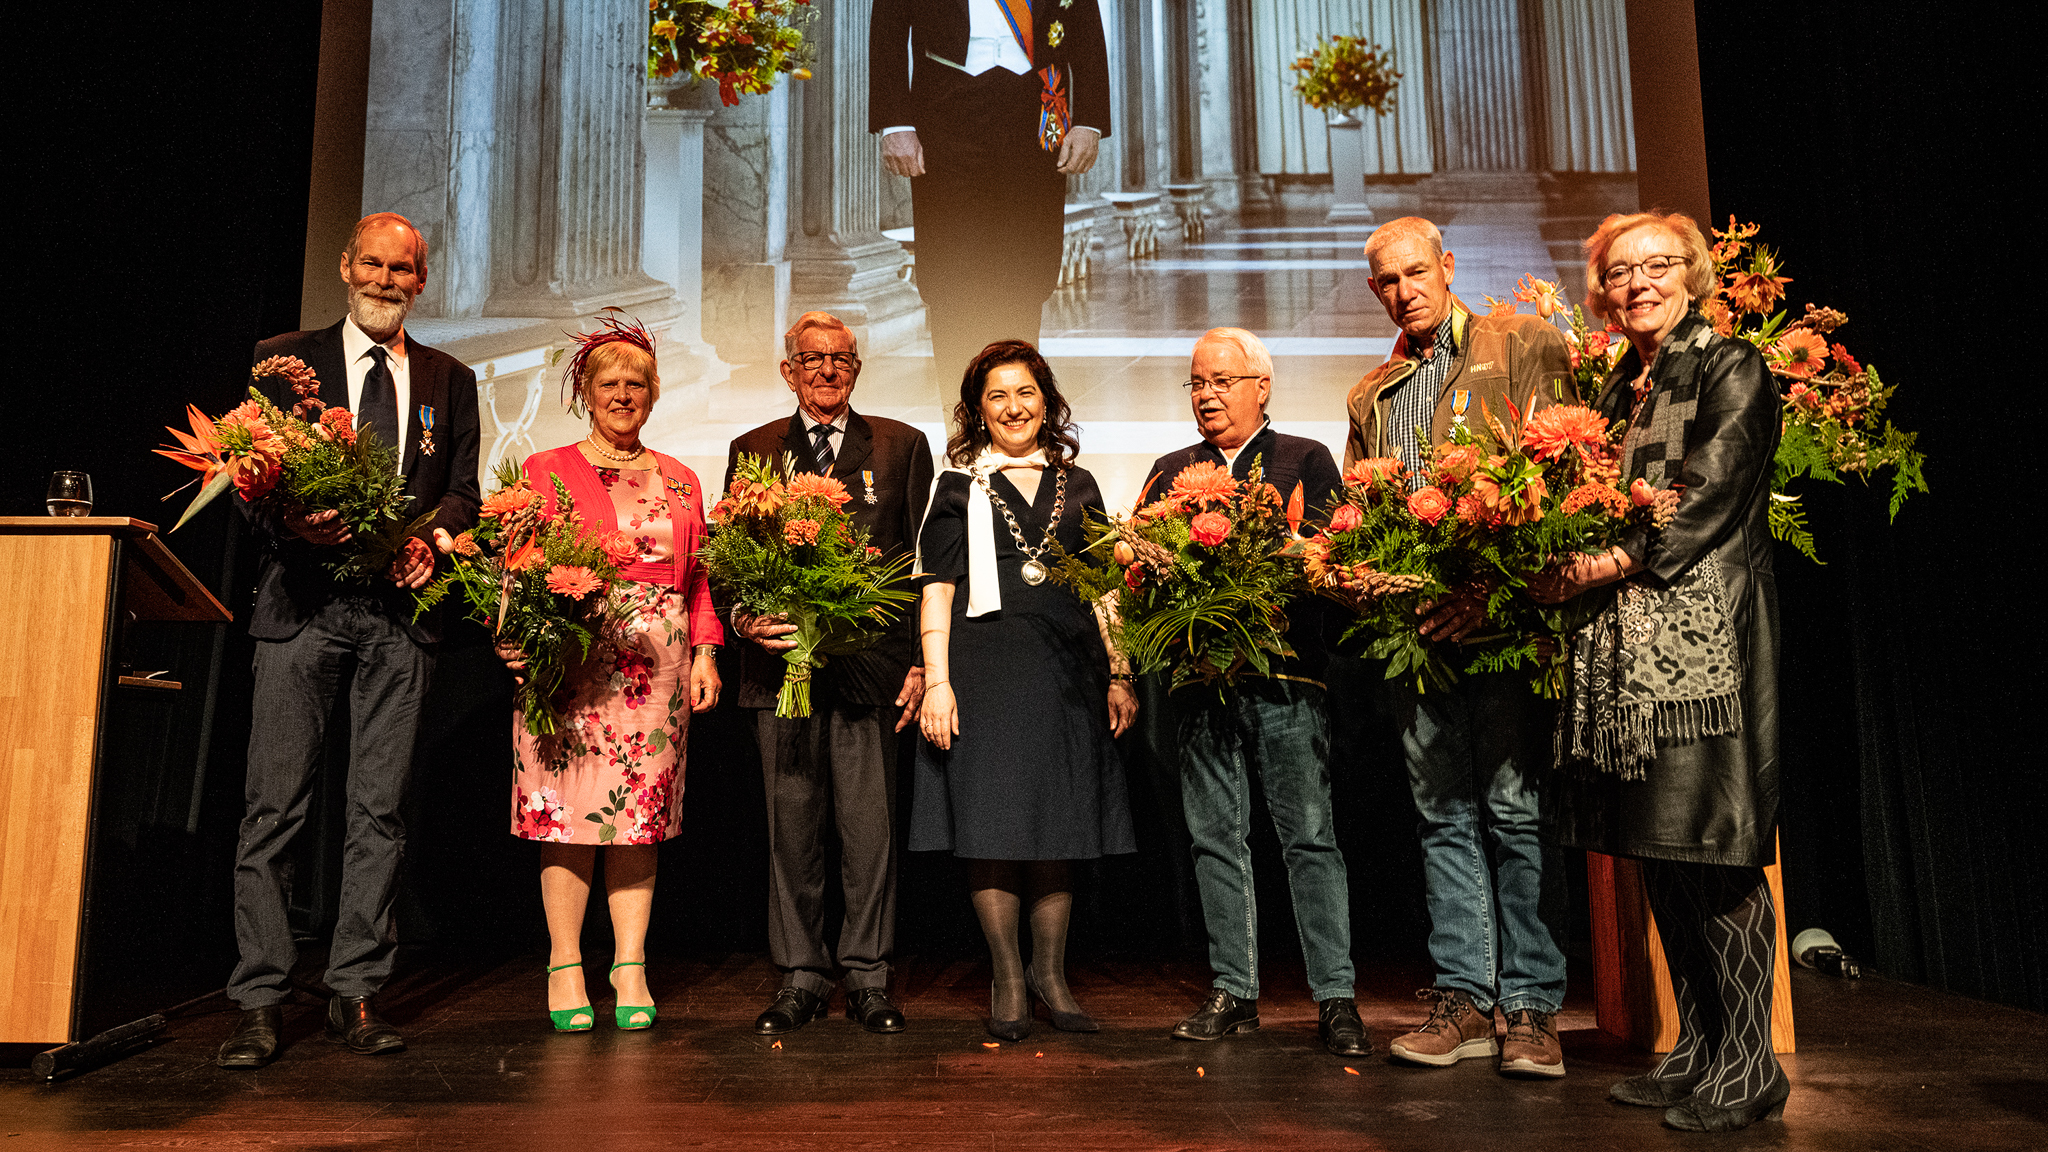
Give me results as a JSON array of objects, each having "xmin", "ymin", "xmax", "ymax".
[{"xmin": 946, "ymin": 340, "xmax": 1081, "ymax": 467}]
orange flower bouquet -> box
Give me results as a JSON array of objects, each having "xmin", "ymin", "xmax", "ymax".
[
  {"xmin": 412, "ymin": 460, "xmax": 632, "ymax": 737},
  {"xmin": 1296, "ymin": 401, "xmax": 1666, "ymax": 692},
  {"xmin": 154, "ymin": 356, "xmax": 433, "ymax": 583},
  {"xmin": 697, "ymin": 453, "xmax": 916, "ymax": 717},
  {"xmin": 1051, "ymin": 460, "xmax": 1307, "ymax": 692}
]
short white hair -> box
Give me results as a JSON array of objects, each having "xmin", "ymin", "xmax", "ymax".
[
  {"xmin": 1195, "ymin": 327, "xmax": 1274, "ymax": 378},
  {"xmin": 1363, "ymin": 216, "xmax": 1444, "ymax": 269},
  {"xmin": 783, "ymin": 311, "xmax": 858, "ymax": 360}
]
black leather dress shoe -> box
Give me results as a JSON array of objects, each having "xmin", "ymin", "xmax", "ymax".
[
  {"xmin": 216, "ymin": 1006, "xmax": 283, "ymax": 1069},
  {"xmin": 844, "ymin": 987, "xmax": 906, "ymax": 1034},
  {"xmin": 324, "ymin": 995, "xmax": 405, "ymax": 1055},
  {"xmin": 1318, "ymin": 997, "xmax": 1372, "ymax": 1057},
  {"xmin": 754, "ymin": 986, "xmax": 827, "ymax": 1035},
  {"xmin": 1171, "ymin": 989, "xmax": 1259, "ymax": 1041}
]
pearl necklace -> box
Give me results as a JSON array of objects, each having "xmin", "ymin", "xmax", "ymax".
[{"xmin": 586, "ymin": 434, "xmax": 646, "ymax": 464}]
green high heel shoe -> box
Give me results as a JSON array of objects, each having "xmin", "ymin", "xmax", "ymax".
[
  {"xmin": 547, "ymin": 962, "xmax": 594, "ymax": 1032},
  {"xmin": 611, "ymin": 960, "xmax": 657, "ymax": 1030}
]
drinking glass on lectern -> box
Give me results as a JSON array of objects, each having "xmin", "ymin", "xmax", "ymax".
[{"xmin": 46, "ymin": 471, "xmax": 93, "ymax": 517}]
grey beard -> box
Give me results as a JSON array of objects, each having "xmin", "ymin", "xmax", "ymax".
[{"xmin": 349, "ymin": 289, "xmax": 412, "ymax": 336}]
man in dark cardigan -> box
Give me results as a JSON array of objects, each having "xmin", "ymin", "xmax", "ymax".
[
  {"xmin": 1142, "ymin": 327, "xmax": 1367, "ymax": 1059},
  {"xmin": 216, "ymin": 212, "xmax": 480, "ymax": 1069},
  {"xmin": 725, "ymin": 311, "xmax": 934, "ymax": 1035}
]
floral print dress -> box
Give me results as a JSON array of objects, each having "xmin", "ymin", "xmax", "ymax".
[{"xmin": 512, "ymin": 465, "xmax": 692, "ymax": 845}]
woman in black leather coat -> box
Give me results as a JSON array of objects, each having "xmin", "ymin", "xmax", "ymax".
[{"xmin": 1532, "ymin": 210, "xmax": 1787, "ymax": 1132}]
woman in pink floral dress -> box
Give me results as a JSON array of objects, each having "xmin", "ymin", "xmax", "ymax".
[{"xmin": 504, "ymin": 316, "xmax": 722, "ymax": 1032}]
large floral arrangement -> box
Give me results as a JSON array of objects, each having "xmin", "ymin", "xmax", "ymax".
[
  {"xmin": 697, "ymin": 453, "xmax": 916, "ymax": 717},
  {"xmin": 1702, "ymin": 219, "xmax": 1928, "ymax": 559},
  {"xmin": 1290, "ymin": 35, "xmax": 1400, "ymax": 116},
  {"xmin": 413, "ymin": 461, "xmax": 634, "ymax": 738},
  {"xmin": 649, "ymin": 0, "xmax": 814, "ymax": 107},
  {"xmin": 155, "ymin": 357, "xmax": 431, "ymax": 583},
  {"xmin": 1294, "ymin": 403, "xmax": 1673, "ymax": 692},
  {"xmin": 1054, "ymin": 460, "xmax": 1305, "ymax": 692}
]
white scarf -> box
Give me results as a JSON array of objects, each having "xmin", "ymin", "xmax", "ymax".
[{"xmin": 919, "ymin": 447, "xmax": 1048, "ymax": 618}]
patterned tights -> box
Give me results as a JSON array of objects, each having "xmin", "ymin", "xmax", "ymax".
[{"xmin": 1643, "ymin": 860, "xmax": 1788, "ymax": 1108}]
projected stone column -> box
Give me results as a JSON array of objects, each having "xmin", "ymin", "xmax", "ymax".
[
  {"xmin": 484, "ymin": 0, "xmax": 679, "ymax": 320},
  {"xmin": 785, "ymin": 0, "xmax": 924, "ymax": 355},
  {"xmin": 1425, "ymin": 0, "xmax": 1544, "ymax": 220}
]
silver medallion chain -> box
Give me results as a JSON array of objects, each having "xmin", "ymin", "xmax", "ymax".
[{"xmin": 977, "ymin": 464, "xmax": 1067, "ymax": 585}]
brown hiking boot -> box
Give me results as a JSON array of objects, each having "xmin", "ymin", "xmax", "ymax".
[
  {"xmin": 1498, "ymin": 1007, "xmax": 1565, "ymax": 1078},
  {"xmin": 1388, "ymin": 988, "xmax": 1497, "ymax": 1067}
]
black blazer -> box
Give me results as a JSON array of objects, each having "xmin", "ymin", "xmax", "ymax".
[
  {"xmin": 1144, "ymin": 424, "xmax": 1343, "ymax": 686},
  {"xmin": 869, "ymin": 0, "xmax": 1112, "ymax": 137},
  {"xmin": 723, "ymin": 411, "xmax": 935, "ymax": 709},
  {"xmin": 239, "ymin": 320, "xmax": 481, "ymax": 644}
]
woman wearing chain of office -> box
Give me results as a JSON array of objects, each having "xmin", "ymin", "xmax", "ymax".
[{"xmin": 913, "ymin": 340, "xmax": 1138, "ymax": 1042}]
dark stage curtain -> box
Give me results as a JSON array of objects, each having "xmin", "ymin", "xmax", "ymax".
[{"xmin": 1697, "ymin": 1, "xmax": 2045, "ymax": 1012}]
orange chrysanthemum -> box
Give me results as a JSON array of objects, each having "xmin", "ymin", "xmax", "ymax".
[
  {"xmin": 1169, "ymin": 461, "xmax": 1238, "ymax": 508},
  {"xmin": 787, "ymin": 472, "xmax": 852, "ymax": 510},
  {"xmin": 544, "ymin": 565, "xmax": 604, "ymax": 598},
  {"xmin": 1772, "ymin": 329, "xmax": 1829, "ymax": 379},
  {"xmin": 481, "ymin": 484, "xmax": 537, "ymax": 519},
  {"xmin": 1520, "ymin": 405, "xmax": 1611, "ymax": 463},
  {"xmin": 1344, "ymin": 457, "xmax": 1409, "ymax": 489}
]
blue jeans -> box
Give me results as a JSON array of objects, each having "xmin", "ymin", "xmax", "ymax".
[
  {"xmin": 1178, "ymin": 679, "xmax": 1354, "ymax": 1002},
  {"xmin": 1395, "ymin": 673, "xmax": 1566, "ymax": 1013}
]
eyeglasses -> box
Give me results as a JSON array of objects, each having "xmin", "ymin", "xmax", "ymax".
[
  {"xmin": 592, "ymin": 379, "xmax": 649, "ymax": 396},
  {"xmin": 1182, "ymin": 374, "xmax": 1264, "ymax": 396},
  {"xmin": 791, "ymin": 352, "xmax": 860, "ymax": 371},
  {"xmin": 1600, "ymin": 255, "xmax": 1690, "ymax": 289}
]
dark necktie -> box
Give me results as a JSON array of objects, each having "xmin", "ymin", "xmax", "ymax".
[
  {"xmin": 360, "ymin": 345, "xmax": 400, "ymax": 450},
  {"xmin": 811, "ymin": 422, "xmax": 836, "ymax": 470}
]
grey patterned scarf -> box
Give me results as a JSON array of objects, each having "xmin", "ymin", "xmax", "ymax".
[{"xmin": 1557, "ymin": 311, "xmax": 1743, "ymax": 778}]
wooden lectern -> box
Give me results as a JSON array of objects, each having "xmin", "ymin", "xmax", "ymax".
[
  {"xmin": 1587, "ymin": 836, "xmax": 1797, "ymax": 1054},
  {"xmin": 0, "ymin": 517, "xmax": 229, "ymax": 1054}
]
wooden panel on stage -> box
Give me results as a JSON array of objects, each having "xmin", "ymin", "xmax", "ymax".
[
  {"xmin": 0, "ymin": 518, "xmax": 228, "ymax": 1046},
  {"xmin": 1588, "ymin": 834, "xmax": 1796, "ymax": 1054}
]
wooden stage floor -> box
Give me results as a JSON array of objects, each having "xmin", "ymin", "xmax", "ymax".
[{"xmin": 3, "ymin": 950, "xmax": 2043, "ymax": 1151}]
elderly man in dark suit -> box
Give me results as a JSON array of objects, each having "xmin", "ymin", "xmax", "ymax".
[
  {"xmin": 870, "ymin": 0, "xmax": 1109, "ymax": 372},
  {"xmin": 215, "ymin": 212, "xmax": 480, "ymax": 1069},
  {"xmin": 727, "ymin": 311, "xmax": 934, "ymax": 1035}
]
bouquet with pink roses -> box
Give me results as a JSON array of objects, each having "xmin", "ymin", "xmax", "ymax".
[
  {"xmin": 1293, "ymin": 401, "xmax": 1669, "ymax": 691},
  {"xmin": 696, "ymin": 453, "xmax": 917, "ymax": 718},
  {"xmin": 155, "ymin": 356, "xmax": 432, "ymax": 583},
  {"xmin": 412, "ymin": 461, "xmax": 634, "ymax": 737},
  {"xmin": 1053, "ymin": 460, "xmax": 1307, "ymax": 691}
]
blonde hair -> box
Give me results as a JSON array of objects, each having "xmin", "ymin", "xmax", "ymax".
[
  {"xmin": 578, "ymin": 340, "xmax": 661, "ymax": 409},
  {"xmin": 1582, "ymin": 210, "xmax": 1714, "ymax": 320}
]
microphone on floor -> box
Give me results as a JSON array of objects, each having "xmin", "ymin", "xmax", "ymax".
[{"xmin": 1791, "ymin": 927, "xmax": 1864, "ymax": 979}]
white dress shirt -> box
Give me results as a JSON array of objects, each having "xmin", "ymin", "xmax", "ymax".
[
  {"xmin": 802, "ymin": 408, "xmax": 849, "ymax": 466},
  {"xmin": 341, "ymin": 316, "xmax": 412, "ymax": 476}
]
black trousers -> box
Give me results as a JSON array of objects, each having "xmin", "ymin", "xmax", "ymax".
[
  {"xmin": 911, "ymin": 65, "xmax": 1068, "ymax": 376},
  {"xmin": 756, "ymin": 703, "xmax": 899, "ymax": 994},
  {"xmin": 228, "ymin": 597, "xmax": 433, "ymax": 1007}
]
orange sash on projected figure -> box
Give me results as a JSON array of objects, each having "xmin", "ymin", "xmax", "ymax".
[{"xmin": 991, "ymin": 0, "xmax": 1073, "ymax": 153}]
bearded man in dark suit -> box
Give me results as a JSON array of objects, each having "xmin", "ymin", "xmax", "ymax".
[
  {"xmin": 726, "ymin": 311, "xmax": 934, "ymax": 1035},
  {"xmin": 216, "ymin": 212, "xmax": 480, "ymax": 1069},
  {"xmin": 871, "ymin": 0, "xmax": 1110, "ymax": 372}
]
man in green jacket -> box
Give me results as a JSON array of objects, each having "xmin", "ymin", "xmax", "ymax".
[{"xmin": 1345, "ymin": 216, "xmax": 1577, "ymax": 1079}]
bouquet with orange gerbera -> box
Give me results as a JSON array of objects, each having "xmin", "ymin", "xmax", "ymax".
[
  {"xmin": 1051, "ymin": 460, "xmax": 1307, "ymax": 692},
  {"xmin": 154, "ymin": 356, "xmax": 432, "ymax": 583},
  {"xmin": 412, "ymin": 460, "xmax": 634, "ymax": 737},
  {"xmin": 696, "ymin": 453, "xmax": 916, "ymax": 717},
  {"xmin": 1702, "ymin": 219, "xmax": 1927, "ymax": 560},
  {"xmin": 1295, "ymin": 401, "xmax": 1672, "ymax": 692}
]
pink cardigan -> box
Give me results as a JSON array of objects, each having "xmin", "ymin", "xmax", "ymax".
[{"xmin": 522, "ymin": 444, "xmax": 723, "ymax": 648}]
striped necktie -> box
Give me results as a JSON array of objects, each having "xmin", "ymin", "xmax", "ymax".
[{"xmin": 811, "ymin": 422, "xmax": 836, "ymax": 470}]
